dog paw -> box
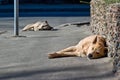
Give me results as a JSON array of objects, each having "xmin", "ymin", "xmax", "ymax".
[{"xmin": 48, "ymin": 53, "xmax": 57, "ymax": 59}]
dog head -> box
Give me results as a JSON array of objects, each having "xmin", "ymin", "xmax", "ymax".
[
  {"xmin": 40, "ymin": 21, "xmax": 53, "ymax": 30},
  {"xmin": 87, "ymin": 36, "xmax": 108, "ymax": 59}
]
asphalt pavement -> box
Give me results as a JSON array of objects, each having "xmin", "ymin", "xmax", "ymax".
[{"xmin": 0, "ymin": 17, "xmax": 119, "ymax": 80}]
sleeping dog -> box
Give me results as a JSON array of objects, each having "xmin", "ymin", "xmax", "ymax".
[
  {"xmin": 22, "ymin": 21, "xmax": 53, "ymax": 31},
  {"xmin": 48, "ymin": 35, "xmax": 108, "ymax": 59}
]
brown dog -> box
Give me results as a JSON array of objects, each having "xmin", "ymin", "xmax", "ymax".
[
  {"xmin": 22, "ymin": 21, "xmax": 53, "ymax": 31},
  {"xmin": 48, "ymin": 35, "xmax": 108, "ymax": 59}
]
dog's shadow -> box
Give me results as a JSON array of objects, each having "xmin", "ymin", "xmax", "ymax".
[{"xmin": 39, "ymin": 28, "xmax": 59, "ymax": 31}]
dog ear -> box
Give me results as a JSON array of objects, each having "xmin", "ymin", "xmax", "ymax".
[
  {"xmin": 92, "ymin": 36, "xmax": 97, "ymax": 44},
  {"xmin": 45, "ymin": 21, "xmax": 48, "ymax": 23}
]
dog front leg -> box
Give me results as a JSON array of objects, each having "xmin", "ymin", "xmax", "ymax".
[{"xmin": 57, "ymin": 46, "xmax": 76, "ymax": 53}]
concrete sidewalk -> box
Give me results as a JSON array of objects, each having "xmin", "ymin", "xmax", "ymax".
[{"xmin": 0, "ymin": 17, "xmax": 119, "ymax": 80}]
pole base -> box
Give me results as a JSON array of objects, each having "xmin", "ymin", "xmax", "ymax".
[{"xmin": 12, "ymin": 35, "xmax": 27, "ymax": 38}]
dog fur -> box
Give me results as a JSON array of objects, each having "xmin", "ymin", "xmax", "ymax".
[
  {"xmin": 22, "ymin": 21, "xmax": 53, "ymax": 31},
  {"xmin": 48, "ymin": 35, "xmax": 108, "ymax": 59}
]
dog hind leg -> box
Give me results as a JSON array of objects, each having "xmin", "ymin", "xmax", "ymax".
[
  {"xmin": 48, "ymin": 46, "xmax": 78, "ymax": 59},
  {"xmin": 22, "ymin": 24, "xmax": 34, "ymax": 31}
]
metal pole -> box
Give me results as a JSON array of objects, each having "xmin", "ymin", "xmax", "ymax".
[{"xmin": 14, "ymin": 0, "xmax": 19, "ymax": 36}]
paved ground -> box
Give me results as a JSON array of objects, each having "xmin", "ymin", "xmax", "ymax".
[{"xmin": 0, "ymin": 17, "xmax": 119, "ymax": 80}]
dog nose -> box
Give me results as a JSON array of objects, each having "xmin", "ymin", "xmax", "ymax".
[{"xmin": 88, "ymin": 54, "xmax": 93, "ymax": 59}]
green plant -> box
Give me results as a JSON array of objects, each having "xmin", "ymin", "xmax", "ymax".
[
  {"xmin": 80, "ymin": 0, "xmax": 90, "ymax": 4},
  {"xmin": 104, "ymin": 0, "xmax": 120, "ymax": 4}
]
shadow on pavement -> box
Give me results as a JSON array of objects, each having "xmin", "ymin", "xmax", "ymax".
[{"xmin": 0, "ymin": 63, "xmax": 115, "ymax": 80}]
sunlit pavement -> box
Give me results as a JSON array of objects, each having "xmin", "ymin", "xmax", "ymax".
[{"xmin": 0, "ymin": 17, "xmax": 118, "ymax": 80}]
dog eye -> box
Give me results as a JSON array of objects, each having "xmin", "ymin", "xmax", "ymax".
[
  {"xmin": 96, "ymin": 52, "xmax": 99, "ymax": 54},
  {"xmin": 92, "ymin": 47, "xmax": 94, "ymax": 50}
]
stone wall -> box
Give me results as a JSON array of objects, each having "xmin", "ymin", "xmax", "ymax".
[
  {"xmin": 106, "ymin": 3, "xmax": 120, "ymax": 56},
  {"xmin": 90, "ymin": 0, "xmax": 107, "ymax": 35},
  {"xmin": 107, "ymin": 3, "xmax": 120, "ymax": 73},
  {"xmin": 91, "ymin": 0, "xmax": 120, "ymax": 73}
]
